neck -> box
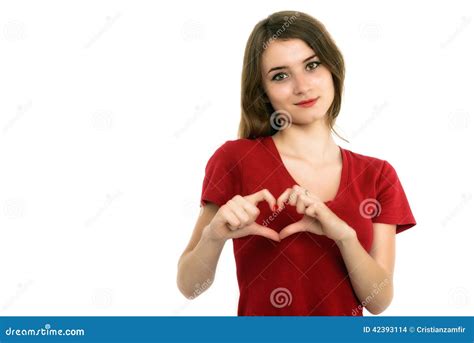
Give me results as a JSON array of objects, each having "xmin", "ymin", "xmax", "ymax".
[{"xmin": 273, "ymin": 119, "xmax": 338, "ymax": 164}]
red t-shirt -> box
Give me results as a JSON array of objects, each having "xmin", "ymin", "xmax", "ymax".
[{"xmin": 200, "ymin": 135, "xmax": 416, "ymax": 316}]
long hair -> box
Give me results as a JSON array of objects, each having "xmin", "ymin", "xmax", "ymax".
[{"xmin": 238, "ymin": 11, "xmax": 346, "ymax": 141}]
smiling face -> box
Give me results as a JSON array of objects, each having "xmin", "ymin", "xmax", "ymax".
[{"xmin": 261, "ymin": 38, "xmax": 335, "ymax": 126}]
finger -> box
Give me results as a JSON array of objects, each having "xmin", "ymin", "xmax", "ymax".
[
  {"xmin": 279, "ymin": 220, "xmax": 307, "ymax": 240},
  {"xmin": 288, "ymin": 189, "xmax": 300, "ymax": 207},
  {"xmin": 289, "ymin": 184, "xmax": 307, "ymax": 207},
  {"xmin": 306, "ymin": 201, "xmax": 327, "ymax": 219},
  {"xmin": 305, "ymin": 204, "xmax": 317, "ymax": 217},
  {"xmin": 220, "ymin": 206, "xmax": 241, "ymax": 230},
  {"xmin": 227, "ymin": 199, "xmax": 250, "ymax": 228},
  {"xmin": 245, "ymin": 189, "xmax": 276, "ymax": 212},
  {"xmin": 233, "ymin": 196, "xmax": 260, "ymax": 221},
  {"xmin": 276, "ymin": 188, "xmax": 292, "ymax": 209},
  {"xmin": 295, "ymin": 193, "xmax": 317, "ymax": 214},
  {"xmin": 244, "ymin": 222, "xmax": 280, "ymax": 242},
  {"xmin": 296, "ymin": 195, "xmax": 307, "ymax": 214}
]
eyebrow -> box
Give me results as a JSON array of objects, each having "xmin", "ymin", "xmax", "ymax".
[{"xmin": 267, "ymin": 54, "xmax": 318, "ymax": 75}]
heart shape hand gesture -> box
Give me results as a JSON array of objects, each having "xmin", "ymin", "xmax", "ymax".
[
  {"xmin": 207, "ymin": 186, "xmax": 355, "ymax": 244},
  {"xmin": 276, "ymin": 185, "xmax": 355, "ymax": 242}
]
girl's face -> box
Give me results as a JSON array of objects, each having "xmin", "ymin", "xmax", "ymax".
[{"xmin": 260, "ymin": 38, "xmax": 335, "ymax": 126}]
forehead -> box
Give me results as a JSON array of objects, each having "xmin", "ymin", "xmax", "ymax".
[{"xmin": 261, "ymin": 39, "xmax": 316, "ymax": 68}]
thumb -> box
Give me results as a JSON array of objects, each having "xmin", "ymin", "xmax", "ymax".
[
  {"xmin": 279, "ymin": 220, "xmax": 307, "ymax": 240},
  {"xmin": 245, "ymin": 222, "xmax": 280, "ymax": 242}
]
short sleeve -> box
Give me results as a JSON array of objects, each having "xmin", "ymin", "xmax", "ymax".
[
  {"xmin": 200, "ymin": 141, "xmax": 241, "ymax": 208},
  {"xmin": 372, "ymin": 160, "xmax": 416, "ymax": 234}
]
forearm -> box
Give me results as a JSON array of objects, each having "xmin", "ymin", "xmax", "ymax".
[
  {"xmin": 177, "ymin": 225, "xmax": 226, "ymax": 299},
  {"xmin": 336, "ymin": 228, "xmax": 393, "ymax": 315}
]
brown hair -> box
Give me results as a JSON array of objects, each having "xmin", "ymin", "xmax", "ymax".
[{"xmin": 238, "ymin": 10, "xmax": 346, "ymax": 141}]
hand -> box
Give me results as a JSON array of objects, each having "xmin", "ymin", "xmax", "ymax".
[
  {"xmin": 207, "ymin": 189, "xmax": 280, "ymax": 243},
  {"xmin": 277, "ymin": 185, "xmax": 355, "ymax": 243}
]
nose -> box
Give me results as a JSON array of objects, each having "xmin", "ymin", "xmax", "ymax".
[{"xmin": 292, "ymin": 72, "xmax": 311, "ymax": 95}]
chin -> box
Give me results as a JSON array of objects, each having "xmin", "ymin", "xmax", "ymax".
[
  {"xmin": 304, "ymin": 111, "xmax": 327, "ymax": 122},
  {"xmin": 290, "ymin": 116, "xmax": 325, "ymax": 126}
]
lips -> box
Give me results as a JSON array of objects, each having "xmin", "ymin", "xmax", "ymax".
[{"xmin": 295, "ymin": 97, "xmax": 319, "ymax": 105}]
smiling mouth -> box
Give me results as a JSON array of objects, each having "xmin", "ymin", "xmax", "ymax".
[{"xmin": 295, "ymin": 97, "xmax": 319, "ymax": 106}]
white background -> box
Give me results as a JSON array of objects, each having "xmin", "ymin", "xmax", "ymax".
[{"xmin": 0, "ymin": 0, "xmax": 473, "ymax": 316}]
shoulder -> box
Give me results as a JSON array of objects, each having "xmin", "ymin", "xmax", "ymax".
[
  {"xmin": 205, "ymin": 137, "xmax": 263, "ymax": 171},
  {"xmin": 343, "ymin": 148, "xmax": 396, "ymax": 180},
  {"xmin": 210, "ymin": 137, "xmax": 264, "ymax": 158}
]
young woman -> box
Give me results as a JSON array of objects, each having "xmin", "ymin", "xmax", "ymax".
[{"xmin": 177, "ymin": 10, "xmax": 416, "ymax": 316}]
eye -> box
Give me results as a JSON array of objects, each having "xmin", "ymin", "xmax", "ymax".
[
  {"xmin": 306, "ymin": 61, "xmax": 321, "ymax": 70},
  {"xmin": 271, "ymin": 61, "xmax": 322, "ymax": 82},
  {"xmin": 272, "ymin": 73, "xmax": 288, "ymax": 82}
]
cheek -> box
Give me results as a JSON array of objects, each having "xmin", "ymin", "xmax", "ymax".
[
  {"xmin": 267, "ymin": 83, "xmax": 293, "ymax": 103},
  {"xmin": 318, "ymin": 71, "xmax": 335, "ymax": 94}
]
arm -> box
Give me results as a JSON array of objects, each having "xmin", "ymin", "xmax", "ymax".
[
  {"xmin": 177, "ymin": 203, "xmax": 225, "ymax": 299},
  {"xmin": 336, "ymin": 223, "xmax": 396, "ymax": 315},
  {"xmin": 177, "ymin": 190, "xmax": 279, "ymax": 299}
]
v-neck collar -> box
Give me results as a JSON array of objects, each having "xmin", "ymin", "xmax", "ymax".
[{"xmin": 264, "ymin": 135, "xmax": 349, "ymax": 206}]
